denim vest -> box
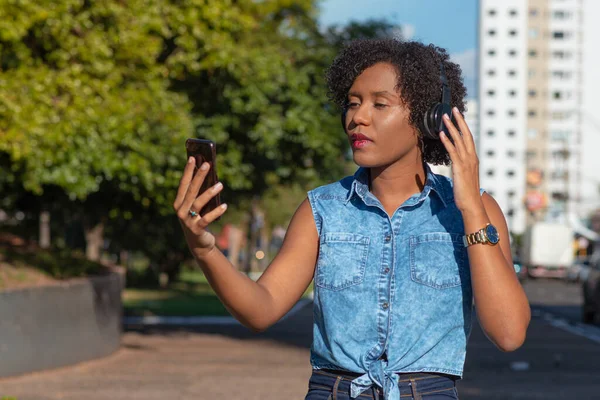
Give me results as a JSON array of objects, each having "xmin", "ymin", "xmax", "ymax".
[{"xmin": 307, "ymin": 165, "xmax": 480, "ymax": 400}]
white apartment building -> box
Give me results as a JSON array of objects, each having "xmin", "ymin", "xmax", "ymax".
[
  {"xmin": 479, "ymin": 0, "xmax": 600, "ymax": 234},
  {"xmin": 478, "ymin": 1, "xmax": 529, "ymax": 234}
]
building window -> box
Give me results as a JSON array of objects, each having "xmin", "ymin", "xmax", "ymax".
[
  {"xmin": 508, "ymin": 130, "xmax": 516, "ymax": 137},
  {"xmin": 526, "ymin": 150, "xmax": 536, "ymax": 161},
  {"xmin": 551, "ymin": 130, "xmax": 569, "ymax": 141},
  {"xmin": 487, "ymin": 110, "xmax": 495, "ymax": 117},
  {"xmin": 529, "ymin": 89, "xmax": 537, "ymax": 98},
  {"xmin": 507, "ymin": 150, "xmax": 516, "ymax": 158},
  {"xmin": 487, "ymin": 69, "xmax": 496, "ymax": 77},
  {"xmin": 553, "ymin": 31, "xmax": 566, "ymax": 39},
  {"xmin": 529, "ymin": 8, "xmax": 538, "ymax": 17},
  {"xmin": 528, "ymin": 69, "xmax": 536, "ymax": 78},
  {"xmin": 488, "ymin": 9, "xmax": 497, "ymax": 16},
  {"xmin": 487, "ymin": 170, "xmax": 495, "ymax": 177},
  {"xmin": 509, "ymin": 29, "xmax": 518, "ymax": 37},
  {"xmin": 508, "ymin": 191, "xmax": 516, "ymax": 198},
  {"xmin": 508, "ymin": 49, "xmax": 517, "ymax": 56},
  {"xmin": 487, "ymin": 89, "xmax": 496, "ymax": 97},
  {"xmin": 507, "ymin": 209, "xmax": 515, "ymax": 217},
  {"xmin": 488, "ymin": 29, "xmax": 496, "ymax": 36},
  {"xmin": 487, "ymin": 130, "xmax": 495, "ymax": 137},
  {"xmin": 509, "ymin": 9, "xmax": 518, "ymax": 17},
  {"xmin": 553, "ymin": 70, "xmax": 571, "ymax": 79},
  {"xmin": 528, "ymin": 109, "xmax": 537, "ymax": 117},
  {"xmin": 528, "ymin": 128, "xmax": 538, "ymax": 139},
  {"xmin": 507, "ymin": 170, "xmax": 515, "ymax": 177},
  {"xmin": 553, "ymin": 91, "xmax": 562, "ymax": 99},
  {"xmin": 508, "ymin": 110, "xmax": 516, "ymax": 117},
  {"xmin": 488, "ymin": 49, "xmax": 496, "ymax": 56},
  {"xmin": 487, "ymin": 150, "xmax": 495, "ymax": 157},
  {"xmin": 553, "ymin": 50, "xmax": 571, "ymax": 59},
  {"xmin": 529, "ymin": 28, "xmax": 539, "ymax": 39},
  {"xmin": 554, "ymin": 10, "xmax": 570, "ymax": 19},
  {"xmin": 529, "ymin": 49, "xmax": 538, "ymax": 57},
  {"xmin": 508, "ymin": 70, "xmax": 517, "ymax": 77},
  {"xmin": 508, "ymin": 90, "xmax": 517, "ymax": 97}
]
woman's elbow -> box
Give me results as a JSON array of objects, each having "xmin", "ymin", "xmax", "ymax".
[
  {"xmin": 495, "ymin": 325, "xmax": 529, "ymax": 352},
  {"xmin": 241, "ymin": 317, "xmax": 275, "ymax": 333}
]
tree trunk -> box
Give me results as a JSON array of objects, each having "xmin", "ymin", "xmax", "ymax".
[
  {"xmin": 39, "ymin": 211, "xmax": 51, "ymax": 249},
  {"xmin": 85, "ymin": 221, "xmax": 104, "ymax": 261}
]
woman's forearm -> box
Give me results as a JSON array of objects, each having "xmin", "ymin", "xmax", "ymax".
[
  {"xmin": 194, "ymin": 247, "xmax": 275, "ymax": 332},
  {"xmin": 462, "ymin": 209, "xmax": 531, "ymax": 351}
]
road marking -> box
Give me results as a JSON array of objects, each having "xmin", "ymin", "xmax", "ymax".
[
  {"xmin": 123, "ymin": 298, "xmax": 312, "ymax": 327},
  {"xmin": 532, "ymin": 307, "xmax": 600, "ymax": 345}
]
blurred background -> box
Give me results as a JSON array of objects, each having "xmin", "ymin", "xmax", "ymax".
[{"xmin": 1, "ymin": 1, "xmax": 600, "ymax": 399}]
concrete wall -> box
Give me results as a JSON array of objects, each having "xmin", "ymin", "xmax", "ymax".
[{"xmin": 0, "ymin": 267, "xmax": 124, "ymax": 378}]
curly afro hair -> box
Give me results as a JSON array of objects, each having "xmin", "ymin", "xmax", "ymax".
[{"xmin": 326, "ymin": 38, "xmax": 467, "ymax": 166}]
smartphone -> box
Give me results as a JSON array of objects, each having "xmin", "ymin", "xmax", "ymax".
[{"xmin": 185, "ymin": 138, "xmax": 221, "ymax": 216}]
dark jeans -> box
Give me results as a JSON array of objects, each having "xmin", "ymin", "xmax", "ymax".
[{"xmin": 305, "ymin": 369, "xmax": 459, "ymax": 400}]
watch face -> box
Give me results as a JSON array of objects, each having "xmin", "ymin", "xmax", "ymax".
[{"xmin": 485, "ymin": 224, "xmax": 500, "ymax": 244}]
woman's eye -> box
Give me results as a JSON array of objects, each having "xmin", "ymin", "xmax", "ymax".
[
  {"xmin": 348, "ymin": 102, "xmax": 360, "ymax": 108},
  {"xmin": 374, "ymin": 103, "xmax": 388, "ymax": 109}
]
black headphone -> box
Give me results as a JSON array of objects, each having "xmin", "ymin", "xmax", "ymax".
[
  {"xmin": 341, "ymin": 62, "xmax": 453, "ymax": 141},
  {"xmin": 422, "ymin": 62, "xmax": 454, "ymax": 140}
]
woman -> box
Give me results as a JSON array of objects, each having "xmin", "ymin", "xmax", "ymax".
[{"xmin": 173, "ymin": 39, "xmax": 530, "ymax": 399}]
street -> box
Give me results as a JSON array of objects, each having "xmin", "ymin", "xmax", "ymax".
[{"xmin": 0, "ymin": 278, "xmax": 599, "ymax": 399}]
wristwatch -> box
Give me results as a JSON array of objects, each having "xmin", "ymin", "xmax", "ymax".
[{"xmin": 463, "ymin": 223, "xmax": 500, "ymax": 247}]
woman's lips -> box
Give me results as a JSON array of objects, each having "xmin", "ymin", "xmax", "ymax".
[
  {"xmin": 351, "ymin": 140, "xmax": 370, "ymax": 149},
  {"xmin": 350, "ymin": 134, "xmax": 372, "ymax": 149}
]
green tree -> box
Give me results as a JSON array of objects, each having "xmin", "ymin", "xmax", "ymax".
[{"xmin": 0, "ymin": 0, "xmax": 400, "ymax": 281}]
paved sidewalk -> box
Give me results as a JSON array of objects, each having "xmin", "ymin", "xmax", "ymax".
[{"xmin": 1, "ymin": 301, "xmax": 600, "ymax": 400}]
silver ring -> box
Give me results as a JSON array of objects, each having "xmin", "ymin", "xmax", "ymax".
[{"xmin": 189, "ymin": 209, "xmax": 198, "ymax": 218}]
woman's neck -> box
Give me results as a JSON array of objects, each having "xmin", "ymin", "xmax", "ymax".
[{"xmin": 368, "ymin": 157, "xmax": 427, "ymax": 214}]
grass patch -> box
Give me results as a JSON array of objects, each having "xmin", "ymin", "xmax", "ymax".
[
  {"xmin": 123, "ymin": 288, "xmax": 230, "ymax": 317},
  {"xmin": 124, "ymin": 269, "xmax": 314, "ymax": 317}
]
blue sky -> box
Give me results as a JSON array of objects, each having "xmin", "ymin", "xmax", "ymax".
[{"xmin": 318, "ymin": 0, "xmax": 479, "ymax": 98}]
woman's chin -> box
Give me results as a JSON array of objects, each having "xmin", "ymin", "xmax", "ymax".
[{"xmin": 353, "ymin": 153, "xmax": 380, "ymax": 169}]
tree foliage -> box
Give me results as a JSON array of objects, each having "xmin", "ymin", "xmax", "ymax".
[{"xmin": 0, "ymin": 0, "xmax": 399, "ymax": 278}]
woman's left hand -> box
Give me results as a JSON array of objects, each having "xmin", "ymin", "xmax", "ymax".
[{"xmin": 439, "ymin": 107, "xmax": 485, "ymax": 215}]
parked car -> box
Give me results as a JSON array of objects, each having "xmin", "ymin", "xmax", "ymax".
[
  {"xmin": 567, "ymin": 258, "xmax": 591, "ymax": 284},
  {"xmin": 582, "ymin": 253, "xmax": 600, "ymax": 324}
]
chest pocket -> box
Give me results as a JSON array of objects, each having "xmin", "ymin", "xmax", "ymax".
[
  {"xmin": 410, "ymin": 232, "xmax": 469, "ymax": 289},
  {"xmin": 316, "ymin": 232, "xmax": 370, "ymax": 291}
]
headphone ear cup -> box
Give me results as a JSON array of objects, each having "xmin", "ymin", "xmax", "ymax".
[
  {"xmin": 423, "ymin": 103, "xmax": 452, "ymax": 140},
  {"xmin": 423, "ymin": 103, "xmax": 442, "ymax": 140}
]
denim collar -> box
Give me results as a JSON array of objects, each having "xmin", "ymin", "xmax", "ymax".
[{"xmin": 344, "ymin": 163, "xmax": 448, "ymax": 208}]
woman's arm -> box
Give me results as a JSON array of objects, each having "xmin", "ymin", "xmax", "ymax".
[
  {"xmin": 463, "ymin": 193, "xmax": 531, "ymax": 351},
  {"xmin": 192, "ymin": 198, "xmax": 319, "ymax": 332},
  {"xmin": 439, "ymin": 108, "xmax": 530, "ymax": 352}
]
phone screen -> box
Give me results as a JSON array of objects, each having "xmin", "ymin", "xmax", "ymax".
[{"xmin": 185, "ymin": 139, "xmax": 221, "ymax": 216}]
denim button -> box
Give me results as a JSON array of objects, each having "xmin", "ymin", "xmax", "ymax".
[
  {"xmin": 384, "ymin": 267, "xmax": 390, "ymax": 274},
  {"xmin": 385, "ymin": 235, "xmax": 391, "ymax": 242},
  {"xmin": 382, "ymin": 302, "xmax": 389, "ymax": 310}
]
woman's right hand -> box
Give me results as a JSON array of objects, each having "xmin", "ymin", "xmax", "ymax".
[{"xmin": 173, "ymin": 157, "xmax": 227, "ymax": 258}]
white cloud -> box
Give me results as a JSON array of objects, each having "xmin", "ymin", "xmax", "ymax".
[
  {"xmin": 450, "ymin": 48, "xmax": 477, "ymax": 99},
  {"xmin": 400, "ymin": 24, "xmax": 415, "ymax": 40}
]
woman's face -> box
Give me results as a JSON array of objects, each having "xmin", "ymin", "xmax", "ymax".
[{"xmin": 344, "ymin": 62, "xmax": 420, "ymax": 168}]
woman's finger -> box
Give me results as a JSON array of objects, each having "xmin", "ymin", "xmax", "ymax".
[
  {"xmin": 177, "ymin": 162, "xmax": 211, "ymax": 220},
  {"xmin": 452, "ymin": 107, "xmax": 476, "ymax": 155},
  {"xmin": 439, "ymin": 130, "xmax": 460, "ymax": 163},
  {"xmin": 190, "ymin": 182, "xmax": 224, "ymax": 216},
  {"xmin": 442, "ymin": 113, "xmax": 466, "ymax": 158},
  {"xmin": 173, "ymin": 157, "xmax": 197, "ymax": 211},
  {"xmin": 196, "ymin": 203, "xmax": 229, "ymax": 229}
]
